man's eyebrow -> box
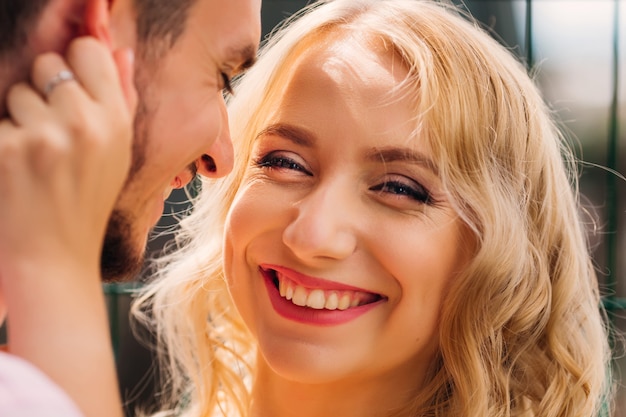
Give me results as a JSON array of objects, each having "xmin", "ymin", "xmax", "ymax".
[
  {"xmin": 255, "ymin": 123, "xmax": 315, "ymax": 147},
  {"xmin": 229, "ymin": 44, "xmax": 258, "ymax": 75},
  {"xmin": 365, "ymin": 147, "xmax": 439, "ymax": 175}
]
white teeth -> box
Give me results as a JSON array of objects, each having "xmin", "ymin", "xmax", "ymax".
[
  {"xmin": 275, "ymin": 272, "xmax": 376, "ymax": 311},
  {"xmin": 306, "ymin": 289, "xmax": 326, "ymax": 309},
  {"xmin": 292, "ymin": 286, "xmax": 308, "ymax": 307},
  {"xmin": 325, "ymin": 292, "xmax": 339, "ymax": 310},
  {"xmin": 338, "ymin": 293, "xmax": 351, "ymax": 310}
]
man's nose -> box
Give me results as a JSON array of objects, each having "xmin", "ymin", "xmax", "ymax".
[{"xmin": 196, "ymin": 94, "xmax": 234, "ymax": 178}]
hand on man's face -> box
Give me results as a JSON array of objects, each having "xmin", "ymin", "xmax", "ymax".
[{"xmin": 0, "ymin": 36, "xmax": 136, "ymax": 279}]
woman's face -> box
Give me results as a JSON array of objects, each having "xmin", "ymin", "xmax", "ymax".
[{"xmin": 224, "ymin": 34, "xmax": 470, "ymax": 389}]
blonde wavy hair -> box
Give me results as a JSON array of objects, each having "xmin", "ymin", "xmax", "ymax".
[{"xmin": 132, "ymin": 1, "xmax": 612, "ymax": 416}]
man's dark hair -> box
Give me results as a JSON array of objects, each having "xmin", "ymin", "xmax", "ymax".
[
  {"xmin": 0, "ymin": 0, "xmax": 50, "ymax": 55},
  {"xmin": 133, "ymin": 0, "xmax": 196, "ymax": 60},
  {"xmin": 0, "ymin": 0, "xmax": 196, "ymax": 58}
]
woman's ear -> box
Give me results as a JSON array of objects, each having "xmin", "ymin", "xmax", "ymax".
[{"xmin": 82, "ymin": 0, "xmax": 112, "ymax": 48}]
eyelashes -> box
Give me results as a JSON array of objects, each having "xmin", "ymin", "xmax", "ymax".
[
  {"xmin": 221, "ymin": 72, "xmax": 234, "ymax": 95},
  {"xmin": 255, "ymin": 153, "xmax": 313, "ymax": 176},
  {"xmin": 369, "ymin": 180, "xmax": 432, "ymax": 204},
  {"xmin": 254, "ymin": 151, "xmax": 435, "ymax": 205}
]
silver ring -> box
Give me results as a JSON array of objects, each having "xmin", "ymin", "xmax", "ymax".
[{"xmin": 43, "ymin": 69, "xmax": 76, "ymax": 97}]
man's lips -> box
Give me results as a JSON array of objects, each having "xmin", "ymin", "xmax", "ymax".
[{"xmin": 151, "ymin": 169, "xmax": 190, "ymax": 228}]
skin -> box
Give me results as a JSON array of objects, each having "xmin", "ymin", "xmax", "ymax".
[
  {"xmin": 0, "ymin": 36, "xmax": 135, "ymax": 417},
  {"xmin": 104, "ymin": 0, "xmax": 262, "ymax": 279},
  {"xmin": 0, "ymin": 2, "xmax": 135, "ymax": 416},
  {"xmin": 0, "ymin": 0, "xmax": 83, "ymax": 117},
  {"xmin": 223, "ymin": 33, "xmax": 471, "ymax": 417}
]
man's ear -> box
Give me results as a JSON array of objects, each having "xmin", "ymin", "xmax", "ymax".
[{"xmin": 82, "ymin": 0, "xmax": 112, "ymax": 48}]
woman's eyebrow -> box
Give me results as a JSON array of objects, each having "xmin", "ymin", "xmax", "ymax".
[
  {"xmin": 255, "ymin": 125, "xmax": 438, "ymax": 175},
  {"xmin": 255, "ymin": 123, "xmax": 316, "ymax": 147},
  {"xmin": 365, "ymin": 147, "xmax": 439, "ymax": 175}
]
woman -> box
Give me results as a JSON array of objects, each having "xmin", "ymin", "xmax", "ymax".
[{"xmin": 134, "ymin": 1, "xmax": 612, "ymax": 416}]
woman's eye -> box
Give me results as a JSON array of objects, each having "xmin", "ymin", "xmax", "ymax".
[
  {"xmin": 370, "ymin": 180, "xmax": 432, "ymax": 204},
  {"xmin": 255, "ymin": 152, "xmax": 312, "ymax": 176}
]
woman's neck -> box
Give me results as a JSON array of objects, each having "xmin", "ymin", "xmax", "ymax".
[{"xmin": 249, "ymin": 358, "xmax": 424, "ymax": 417}]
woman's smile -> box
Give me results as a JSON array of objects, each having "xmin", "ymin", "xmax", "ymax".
[{"xmin": 259, "ymin": 265, "xmax": 385, "ymax": 326}]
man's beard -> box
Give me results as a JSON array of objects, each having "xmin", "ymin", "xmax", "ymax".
[
  {"xmin": 100, "ymin": 209, "xmax": 144, "ymax": 282},
  {"xmin": 100, "ymin": 83, "xmax": 150, "ymax": 283}
]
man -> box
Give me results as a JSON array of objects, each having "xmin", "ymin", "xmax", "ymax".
[
  {"xmin": 104, "ymin": 0, "xmax": 260, "ymax": 280},
  {"xmin": 1, "ymin": 0, "xmax": 261, "ymax": 279},
  {"xmin": 0, "ymin": 0, "xmax": 261, "ymax": 416}
]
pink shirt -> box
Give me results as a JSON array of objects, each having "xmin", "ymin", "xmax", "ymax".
[{"xmin": 0, "ymin": 351, "xmax": 83, "ymax": 417}]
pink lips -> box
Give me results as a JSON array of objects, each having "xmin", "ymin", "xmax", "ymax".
[
  {"xmin": 259, "ymin": 264, "xmax": 384, "ymax": 326},
  {"xmin": 264, "ymin": 264, "xmax": 374, "ymax": 292}
]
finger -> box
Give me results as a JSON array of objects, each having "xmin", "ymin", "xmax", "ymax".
[
  {"xmin": 5, "ymin": 83, "xmax": 49, "ymax": 127},
  {"xmin": 0, "ymin": 120, "xmax": 25, "ymax": 189},
  {"xmin": 112, "ymin": 48, "xmax": 137, "ymax": 113},
  {"xmin": 0, "ymin": 118, "xmax": 18, "ymax": 137},
  {"xmin": 31, "ymin": 53, "xmax": 84, "ymax": 103},
  {"xmin": 29, "ymin": 54, "xmax": 97, "ymax": 135},
  {"xmin": 65, "ymin": 37, "xmax": 123, "ymax": 105}
]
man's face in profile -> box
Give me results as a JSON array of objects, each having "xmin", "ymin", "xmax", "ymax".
[{"xmin": 101, "ymin": 0, "xmax": 261, "ymax": 280}]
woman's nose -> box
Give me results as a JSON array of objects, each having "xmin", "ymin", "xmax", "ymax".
[{"xmin": 282, "ymin": 184, "xmax": 358, "ymax": 263}]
